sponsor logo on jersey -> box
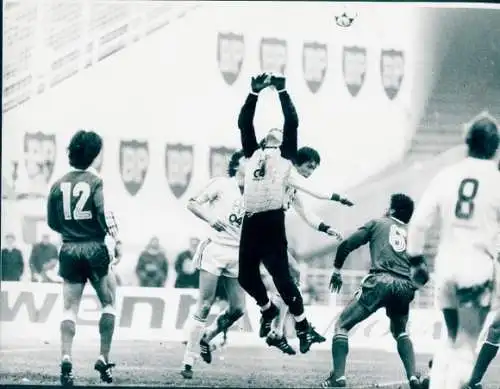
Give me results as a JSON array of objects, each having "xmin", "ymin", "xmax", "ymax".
[
  {"xmin": 343, "ymin": 46, "xmax": 367, "ymax": 97},
  {"xmin": 260, "ymin": 37, "xmax": 288, "ymax": 75},
  {"xmin": 209, "ymin": 146, "xmax": 236, "ymax": 178},
  {"xmin": 217, "ymin": 32, "xmax": 245, "ymax": 86},
  {"xmin": 380, "ymin": 49, "xmax": 405, "ymax": 100},
  {"xmin": 303, "ymin": 41, "xmax": 328, "ymax": 94},
  {"xmin": 119, "ymin": 140, "xmax": 149, "ymax": 196},
  {"xmin": 165, "ymin": 143, "xmax": 194, "ymax": 198}
]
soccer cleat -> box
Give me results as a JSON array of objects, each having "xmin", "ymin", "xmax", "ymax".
[
  {"xmin": 60, "ymin": 359, "xmax": 74, "ymax": 387},
  {"xmin": 296, "ymin": 326, "xmax": 314, "ymax": 354},
  {"xmin": 180, "ymin": 364, "xmax": 193, "ymax": 379},
  {"xmin": 266, "ymin": 334, "xmax": 296, "ymax": 355},
  {"xmin": 259, "ymin": 304, "xmax": 279, "ymax": 338},
  {"xmin": 310, "ymin": 326, "xmax": 326, "ymax": 343},
  {"xmin": 94, "ymin": 358, "xmax": 115, "ymax": 384},
  {"xmin": 199, "ymin": 336, "xmax": 212, "ymax": 364},
  {"xmin": 320, "ymin": 372, "xmax": 346, "ymax": 388}
]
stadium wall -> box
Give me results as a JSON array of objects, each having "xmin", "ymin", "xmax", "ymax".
[{"xmin": 2, "ymin": 4, "xmax": 436, "ymax": 260}]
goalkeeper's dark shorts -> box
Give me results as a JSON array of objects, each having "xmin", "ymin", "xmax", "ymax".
[
  {"xmin": 59, "ymin": 241, "xmax": 110, "ymax": 284},
  {"xmin": 354, "ymin": 272, "xmax": 417, "ymax": 318}
]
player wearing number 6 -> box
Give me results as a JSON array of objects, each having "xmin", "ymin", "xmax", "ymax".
[
  {"xmin": 406, "ymin": 113, "xmax": 500, "ymax": 389},
  {"xmin": 322, "ymin": 193, "xmax": 424, "ymax": 389},
  {"xmin": 180, "ymin": 150, "xmax": 247, "ymax": 380},
  {"xmin": 47, "ymin": 130, "xmax": 121, "ymax": 386}
]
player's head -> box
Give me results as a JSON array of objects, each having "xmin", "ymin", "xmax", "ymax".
[
  {"xmin": 465, "ymin": 112, "xmax": 499, "ymax": 160},
  {"xmin": 67, "ymin": 130, "xmax": 103, "ymax": 170},
  {"xmin": 260, "ymin": 128, "xmax": 283, "ymax": 148},
  {"xmin": 294, "ymin": 147, "xmax": 321, "ymax": 178},
  {"xmin": 388, "ymin": 193, "xmax": 414, "ymax": 224},
  {"xmin": 228, "ymin": 150, "xmax": 246, "ymax": 180}
]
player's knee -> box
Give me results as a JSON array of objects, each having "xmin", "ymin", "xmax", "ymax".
[
  {"xmin": 486, "ymin": 318, "xmax": 500, "ymax": 345},
  {"xmin": 334, "ymin": 323, "xmax": 349, "ymax": 337},
  {"xmin": 390, "ymin": 319, "xmax": 407, "ymax": 339}
]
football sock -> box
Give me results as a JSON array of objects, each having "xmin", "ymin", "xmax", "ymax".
[
  {"xmin": 295, "ymin": 318, "xmax": 309, "ymax": 332},
  {"xmin": 60, "ymin": 320, "xmax": 76, "ymax": 359},
  {"xmin": 331, "ymin": 334, "xmax": 349, "ymax": 379},
  {"xmin": 182, "ymin": 315, "xmax": 206, "ymax": 366},
  {"xmin": 469, "ymin": 342, "xmax": 499, "ymax": 384},
  {"xmin": 99, "ymin": 313, "xmax": 115, "ymax": 362},
  {"xmin": 396, "ymin": 333, "xmax": 416, "ymax": 379}
]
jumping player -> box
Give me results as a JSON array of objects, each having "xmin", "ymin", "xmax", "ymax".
[
  {"xmin": 321, "ymin": 194, "xmax": 424, "ymax": 389},
  {"xmin": 47, "ymin": 130, "xmax": 121, "ymax": 386},
  {"xmin": 407, "ymin": 113, "xmax": 500, "ymax": 389},
  {"xmin": 238, "ymin": 73, "xmax": 353, "ymax": 354},
  {"xmin": 180, "ymin": 150, "xmax": 247, "ymax": 379}
]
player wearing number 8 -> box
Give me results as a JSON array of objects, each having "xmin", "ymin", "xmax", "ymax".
[
  {"xmin": 322, "ymin": 193, "xmax": 423, "ymax": 389},
  {"xmin": 407, "ymin": 112, "xmax": 500, "ymax": 389},
  {"xmin": 47, "ymin": 130, "xmax": 121, "ymax": 386}
]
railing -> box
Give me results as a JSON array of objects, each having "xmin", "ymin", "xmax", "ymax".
[{"xmin": 3, "ymin": 1, "xmax": 200, "ymax": 113}]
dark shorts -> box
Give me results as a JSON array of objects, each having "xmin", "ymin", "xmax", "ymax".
[
  {"xmin": 59, "ymin": 241, "xmax": 110, "ymax": 284},
  {"xmin": 355, "ymin": 272, "xmax": 416, "ymax": 318}
]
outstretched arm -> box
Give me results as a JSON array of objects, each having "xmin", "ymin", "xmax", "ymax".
[
  {"xmin": 237, "ymin": 93, "xmax": 259, "ymax": 158},
  {"xmin": 278, "ymin": 89, "xmax": 299, "ymax": 161},
  {"xmin": 288, "ymin": 172, "xmax": 354, "ymax": 206},
  {"xmin": 333, "ymin": 222, "xmax": 373, "ymax": 270}
]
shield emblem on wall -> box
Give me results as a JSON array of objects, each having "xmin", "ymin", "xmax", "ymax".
[
  {"xmin": 119, "ymin": 140, "xmax": 149, "ymax": 196},
  {"xmin": 165, "ymin": 143, "xmax": 194, "ymax": 198},
  {"xmin": 343, "ymin": 46, "xmax": 367, "ymax": 97},
  {"xmin": 380, "ymin": 49, "xmax": 405, "ymax": 100},
  {"xmin": 23, "ymin": 132, "xmax": 57, "ymax": 184},
  {"xmin": 303, "ymin": 42, "xmax": 328, "ymax": 94},
  {"xmin": 260, "ymin": 37, "xmax": 288, "ymax": 75},
  {"xmin": 209, "ymin": 146, "xmax": 236, "ymax": 178},
  {"xmin": 217, "ymin": 32, "xmax": 245, "ymax": 86}
]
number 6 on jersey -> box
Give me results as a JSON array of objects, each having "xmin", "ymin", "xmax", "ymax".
[{"xmin": 61, "ymin": 181, "xmax": 93, "ymax": 221}]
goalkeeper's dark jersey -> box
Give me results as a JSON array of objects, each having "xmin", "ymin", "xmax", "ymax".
[{"xmin": 334, "ymin": 216, "xmax": 412, "ymax": 280}]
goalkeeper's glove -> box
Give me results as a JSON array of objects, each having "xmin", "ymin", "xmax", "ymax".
[{"xmin": 329, "ymin": 268, "xmax": 343, "ymax": 293}]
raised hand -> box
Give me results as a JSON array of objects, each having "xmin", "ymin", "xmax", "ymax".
[{"xmin": 251, "ymin": 73, "xmax": 272, "ymax": 93}]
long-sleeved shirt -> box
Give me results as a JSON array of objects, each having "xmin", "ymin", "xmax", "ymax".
[
  {"xmin": 47, "ymin": 167, "xmax": 120, "ymax": 243},
  {"xmin": 1, "ymin": 248, "xmax": 24, "ymax": 281},
  {"xmin": 29, "ymin": 242, "xmax": 58, "ymax": 274},
  {"xmin": 238, "ymin": 90, "xmax": 299, "ymax": 213}
]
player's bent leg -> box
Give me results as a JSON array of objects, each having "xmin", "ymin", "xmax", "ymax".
[
  {"xmin": 182, "ymin": 269, "xmax": 219, "ymax": 378},
  {"xmin": 203, "ymin": 276, "xmax": 245, "ymax": 345},
  {"xmin": 467, "ymin": 311, "xmax": 500, "ymax": 387},
  {"xmin": 60, "ymin": 280, "xmax": 85, "ymax": 387},
  {"xmin": 321, "ymin": 300, "xmax": 373, "ymax": 388}
]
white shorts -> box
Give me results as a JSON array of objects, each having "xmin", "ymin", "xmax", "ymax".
[
  {"xmin": 194, "ymin": 239, "xmax": 239, "ymax": 278},
  {"xmin": 434, "ymin": 253, "xmax": 496, "ymax": 309}
]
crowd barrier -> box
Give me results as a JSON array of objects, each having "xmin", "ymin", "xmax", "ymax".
[{"xmin": 1, "ymin": 282, "xmax": 494, "ymax": 354}]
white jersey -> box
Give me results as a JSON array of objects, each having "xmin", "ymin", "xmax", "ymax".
[
  {"xmin": 243, "ymin": 148, "xmax": 293, "ymax": 214},
  {"xmin": 408, "ymin": 157, "xmax": 500, "ymax": 287},
  {"xmin": 195, "ymin": 177, "xmax": 245, "ymax": 247}
]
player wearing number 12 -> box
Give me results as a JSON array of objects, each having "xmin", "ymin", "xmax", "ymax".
[
  {"xmin": 406, "ymin": 113, "xmax": 500, "ymax": 389},
  {"xmin": 322, "ymin": 193, "xmax": 424, "ymax": 389},
  {"xmin": 47, "ymin": 130, "xmax": 121, "ymax": 386}
]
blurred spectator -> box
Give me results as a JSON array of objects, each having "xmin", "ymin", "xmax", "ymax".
[
  {"xmin": 301, "ymin": 277, "xmax": 320, "ymax": 305},
  {"xmin": 135, "ymin": 236, "xmax": 169, "ymax": 287},
  {"xmin": 41, "ymin": 259, "xmax": 63, "ymax": 283},
  {"xmin": 174, "ymin": 237, "xmax": 200, "ymax": 289},
  {"xmin": 29, "ymin": 233, "xmax": 58, "ymax": 282},
  {"xmin": 1, "ymin": 233, "xmax": 24, "ymax": 281}
]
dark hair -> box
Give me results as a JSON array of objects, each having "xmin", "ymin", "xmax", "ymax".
[
  {"xmin": 466, "ymin": 115, "xmax": 499, "ymax": 159},
  {"xmin": 295, "ymin": 147, "xmax": 321, "ymax": 166},
  {"xmin": 68, "ymin": 130, "xmax": 103, "ymax": 170},
  {"xmin": 390, "ymin": 193, "xmax": 414, "ymax": 224},
  {"xmin": 228, "ymin": 150, "xmax": 245, "ymax": 177}
]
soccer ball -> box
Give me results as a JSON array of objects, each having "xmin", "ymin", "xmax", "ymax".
[{"xmin": 335, "ymin": 10, "xmax": 358, "ymax": 28}]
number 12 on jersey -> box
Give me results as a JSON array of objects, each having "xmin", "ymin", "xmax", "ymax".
[{"xmin": 61, "ymin": 181, "xmax": 93, "ymax": 221}]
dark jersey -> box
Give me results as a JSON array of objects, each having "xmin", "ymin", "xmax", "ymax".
[
  {"xmin": 47, "ymin": 169, "xmax": 118, "ymax": 243},
  {"xmin": 334, "ymin": 216, "xmax": 411, "ymax": 279}
]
